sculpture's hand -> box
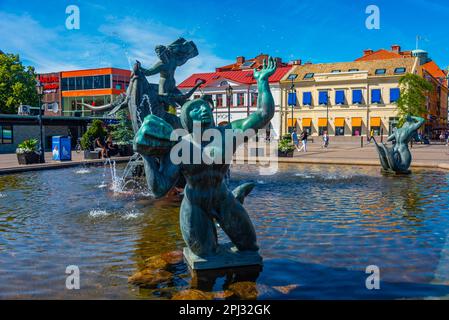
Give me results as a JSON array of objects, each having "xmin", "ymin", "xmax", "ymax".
[
  {"xmin": 253, "ymin": 57, "xmax": 276, "ymax": 82},
  {"xmin": 134, "ymin": 115, "xmax": 175, "ymax": 156}
]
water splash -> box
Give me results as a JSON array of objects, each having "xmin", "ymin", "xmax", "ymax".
[
  {"xmin": 88, "ymin": 209, "xmax": 110, "ymax": 218},
  {"xmin": 0, "ymin": 193, "xmax": 5, "ymax": 198},
  {"xmin": 122, "ymin": 209, "xmax": 143, "ymax": 220},
  {"xmin": 75, "ymin": 168, "xmax": 91, "ymax": 174}
]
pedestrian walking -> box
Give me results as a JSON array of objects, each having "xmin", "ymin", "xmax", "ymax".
[
  {"xmin": 298, "ymin": 130, "xmax": 308, "ymax": 152},
  {"xmin": 322, "ymin": 130, "xmax": 329, "ymax": 148},
  {"xmin": 291, "ymin": 130, "xmax": 300, "ymax": 151}
]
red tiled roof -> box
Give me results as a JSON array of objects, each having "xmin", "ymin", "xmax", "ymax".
[
  {"xmin": 178, "ymin": 66, "xmax": 292, "ymax": 88},
  {"xmin": 422, "ymin": 61, "xmax": 446, "ymax": 79},
  {"xmin": 355, "ymin": 49, "xmax": 404, "ymax": 61}
]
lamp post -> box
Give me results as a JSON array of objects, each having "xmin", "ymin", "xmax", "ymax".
[
  {"xmin": 35, "ymin": 80, "xmax": 45, "ymax": 163},
  {"xmin": 326, "ymin": 92, "xmax": 330, "ymax": 134},
  {"xmin": 226, "ymin": 84, "xmax": 233, "ymax": 124},
  {"xmin": 288, "ymin": 83, "xmax": 296, "ymax": 133}
]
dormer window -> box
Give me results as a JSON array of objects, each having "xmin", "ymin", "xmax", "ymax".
[
  {"xmin": 375, "ymin": 69, "xmax": 386, "ymax": 75},
  {"xmin": 349, "ymin": 69, "xmax": 359, "ymax": 72},
  {"xmin": 394, "ymin": 67, "xmax": 406, "ymax": 74},
  {"xmin": 331, "ymin": 70, "xmax": 341, "ymax": 73},
  {"xmin": 303, "ymin": 73, "xmax": 314, "ymax": 79}
]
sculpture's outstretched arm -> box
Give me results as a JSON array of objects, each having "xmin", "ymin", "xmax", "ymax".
[
  {"xmin": 387, "ymin": 133, "xmax": 396, "ymax": 142},
  {"xmin": 231, "ymin": 57, "xmax": 276, "ymax": 133},
  {"xmin": 409, "ymin": 116, "xmax": 425, "ymax": 131},
  {"xmin": 141, "ymin": 61, "xmax": 164, "ymax": 77}
]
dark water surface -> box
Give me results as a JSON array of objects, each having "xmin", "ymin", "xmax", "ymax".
[{"xmin": 1, "ymin": 163, "xmax": 449, "ymax": 299}]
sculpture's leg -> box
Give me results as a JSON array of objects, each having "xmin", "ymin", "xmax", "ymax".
[
  {"xmin": 217, "ymin": 193, "xmax": 259, "ymax": 252},
  {"xmin": 180, "ymin": 198, "xmax": 218, "ymax": 256}
]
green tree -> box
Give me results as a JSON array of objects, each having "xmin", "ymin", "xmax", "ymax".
[
  {"xmin": 396, "ymin": 73, "xmax": 433, "ymax": 127},
  {"xmin": 80, "ymin": 119, "xmax": 107, "ymax": 150},
  {"xmin": 0, "ymin": 53, "xmax": 39, "ymax": 114},
  {"xmin": 110, "ymin": 109, "xmax": 134, "ymax": 145}
]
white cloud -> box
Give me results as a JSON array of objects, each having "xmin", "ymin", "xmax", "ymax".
[{"xmin": 0, "ymin": 12, "xmax": 231, "ymax": 82}]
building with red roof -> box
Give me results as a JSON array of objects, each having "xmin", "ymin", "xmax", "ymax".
[{"xmin": 178, "ymin": 55, "xmax": 295, "ymax": 139}]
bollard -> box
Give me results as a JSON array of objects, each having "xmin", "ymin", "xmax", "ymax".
[{"xmin": 361, "ymin": 136, "xmax": 363, "ymax": 148}]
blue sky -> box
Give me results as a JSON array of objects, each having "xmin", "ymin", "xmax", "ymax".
[{"xmin": 1, "ymin": 0, "xmax": 449, "ymax": 81}]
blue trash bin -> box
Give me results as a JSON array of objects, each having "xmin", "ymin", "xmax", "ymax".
[{"xmin": 52, "ymin": 136, "xmax": 72, "ymax": 161}]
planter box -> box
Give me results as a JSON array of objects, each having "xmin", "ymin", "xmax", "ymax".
[
  {"xmin": 17, "ymin": 152, "xmax": 41, "ymax": 165},
  {"xmin": 84, "ymin": 150, "xmax": 101, "ymax": 159},
  {"xmin": 277, "ymin": 150, "xmax": 294, "ymax": 157}
]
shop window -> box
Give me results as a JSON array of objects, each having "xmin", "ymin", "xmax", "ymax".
[
  {"xmin": 352, "ymin": 127, "xmax": 362, "ymax": 136},
  {"xmin": 237, "ymin": 93, "xmax": 245, "ymax": 106},
  {"xmin": 303, "ymin": 126, "xmax": 312, "ymax": 135},
  {"xmin": 251, "ymin": 92, "xmax": 258, "ymax": 106},
  {"xmin": 104, "ymin": 75, "xmax": 111, "ymax": 88},
  {"xmin": 216, "ymin": 94, "xmax": 223, "ymax": 107},
  {"xmin": 335, "ymin": 126, "xmax": 345, "ymax": 136}
]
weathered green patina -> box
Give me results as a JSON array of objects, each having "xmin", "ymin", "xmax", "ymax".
[
  {"xmin": 374, "ymin": 115, "xmax": 425, "ymax": 174},
  {"xmin": 134, "ymin": 56, "xmax": 277, "ymax": 260}
]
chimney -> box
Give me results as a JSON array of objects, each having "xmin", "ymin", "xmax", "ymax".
[
  {"xmin": 391, "ymin": 44, "xmax": 401, "ymax": 54},
  {"xmin": 236, "ymin": 56, "xmax": 245, "ymax": 64},
  {"xmin": 363, "ymin": 49, "xmax": 374, "ymax": 56},
  {"xmin": 289, "ymin": 59, "xmax": 302, "ymax": 65}
]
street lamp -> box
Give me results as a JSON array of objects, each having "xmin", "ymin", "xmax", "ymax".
[
  {"xmin": 35, "ymin": 80, "xmax": 45, "ymax": 163},
  {"xmin": 287, "ymin": 74, "xmax": 298, "ymax": 133},
  {"xmin": 226, "ymin": 84, "xmax": 233, "ymax": 124}
]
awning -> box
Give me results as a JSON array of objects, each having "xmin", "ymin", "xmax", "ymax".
[
  {"xmin": 335, "ymin": 118, "xmax": 345, "ymax": 127},
  {"xmin": 352, "ymin": 117, "xmax": 362, "ymax": 127},
  {"xmin": 318, "ymin": 118, "xmax": 328, "ymax": 127},
  {"xmin": 370, "ymin": 117, "xmax": 381, "ymax": 127},
  {"xmin": 302, "ymin": 118, "xmax": 312, "ymax": 127},
  {"xmin": 287, "ymin": 118, "xmax": 297, "ymax": 127}
]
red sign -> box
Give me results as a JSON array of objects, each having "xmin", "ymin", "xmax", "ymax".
[{"xmin": 39, "ymin": 75, "xmax": 59, "ymax": 83}]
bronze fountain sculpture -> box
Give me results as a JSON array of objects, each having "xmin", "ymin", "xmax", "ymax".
[{"xmin": 82, "ymin": 38, "xmax": 276, "ymax": 269}]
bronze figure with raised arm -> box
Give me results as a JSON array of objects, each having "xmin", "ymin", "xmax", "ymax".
[{"xmin": 134, "ymin": 57, "xmax": 277, "ymax": 266}]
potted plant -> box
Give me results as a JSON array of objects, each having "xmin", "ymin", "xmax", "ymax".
[
  {"xmin": 80, "ymin": 119, "xmax": 107, "ymax": 159},
  {"xmin": 16, "ymin": 139, "xmax": 41, "ymax": 164},
  {"xmin": 110, "ymin": 109, "xmax": 135, "ymax": 156},
  {"xmin": 277, "ymin": 136, "xmax": 295, "ymax": 157}
]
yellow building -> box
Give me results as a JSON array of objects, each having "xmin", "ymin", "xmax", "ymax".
[{"xmin": 280, "ymin": 57, "xmax": 425, "ymax": 138}]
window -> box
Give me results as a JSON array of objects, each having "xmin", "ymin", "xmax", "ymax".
[
  {"xmin": 390, "ymin": 88, "xmax": 400, "ymax": 103},
  {"xmin": 371, "ymin": 89, "xmax": 382, "ymax": 104},
  {"xmin": 104, "ymin": 75, "xmax": 111, "ymax": 88},
  {"xmin": 216, "ymin": 94, "xmax": 223, "ymax": 107},
  {"xmin": 303, "ymin": 92, "xmax": 312, "ymax": 106},
  {"xmin": 349, "ymin": 69, "xmax": 359, "ymax": 72},
  {"xmin": 394, "ymin": 67, "xmax": 406, "ymax": 74},
  {"xmin": 68, "ymin": 77, "xmax": 76, "ymax": 90},
  {"xmin": 61, "ymin": 78, "xmax": 68, "ymax": 91},
  {"xmin": 375, "ymin": 69, "xmax": 386, "ymax": 75},
  {"xmin": 237, "ymin": 92, "xmax": 245, "ymax": 106},
  {"xmin": 318, "ymin": 91, "xmax": 328, "ymax": 105},
  {"xmin": 0, "ymin": 125, "xmax": 13, "ymax": 144},
  {"xmin": 335, "ymin": 90, "xmax": 345, "ymax": 105},
  {"xmin": 83, "ymin": 76, "xmax": 93, "ymax": 90},
  {"xmin": 287, "ymin": 92, "xmax": 297, "ymax": 106},
  {"xmin": 251, "ymin": 92, "xmax": 258, "ymax": 106},
  {"xmin": 93, "ymin": 75, "xmax": 104, "ymax": 89},
  {"xmin": 352, "ymin": 89, "xmax": 363, "ymax": 104},
  {"xmin": 352, "ymin": 117, "xmax": 363, "ymax": 136},
  {"xmin": 335, "ymin": 118, "xmax": 345, "ymax": 136},
  {"xmin": 303, "ymin": 73, "xmax": 314, "ymax": 79},
  {"xmin": 241, "ymin": 61, "xmax": 254, "ymax": 68},
  {"xmin": 75, "ymin": 77, "xmax": 83, "ymax": 90},
  {"xmin": 287, "ymin": 74, "xmax": 298, "ymax": 80},
  {"xmin": 331, "ymin": 70, "xmax": 341, "ymax": 73}
]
